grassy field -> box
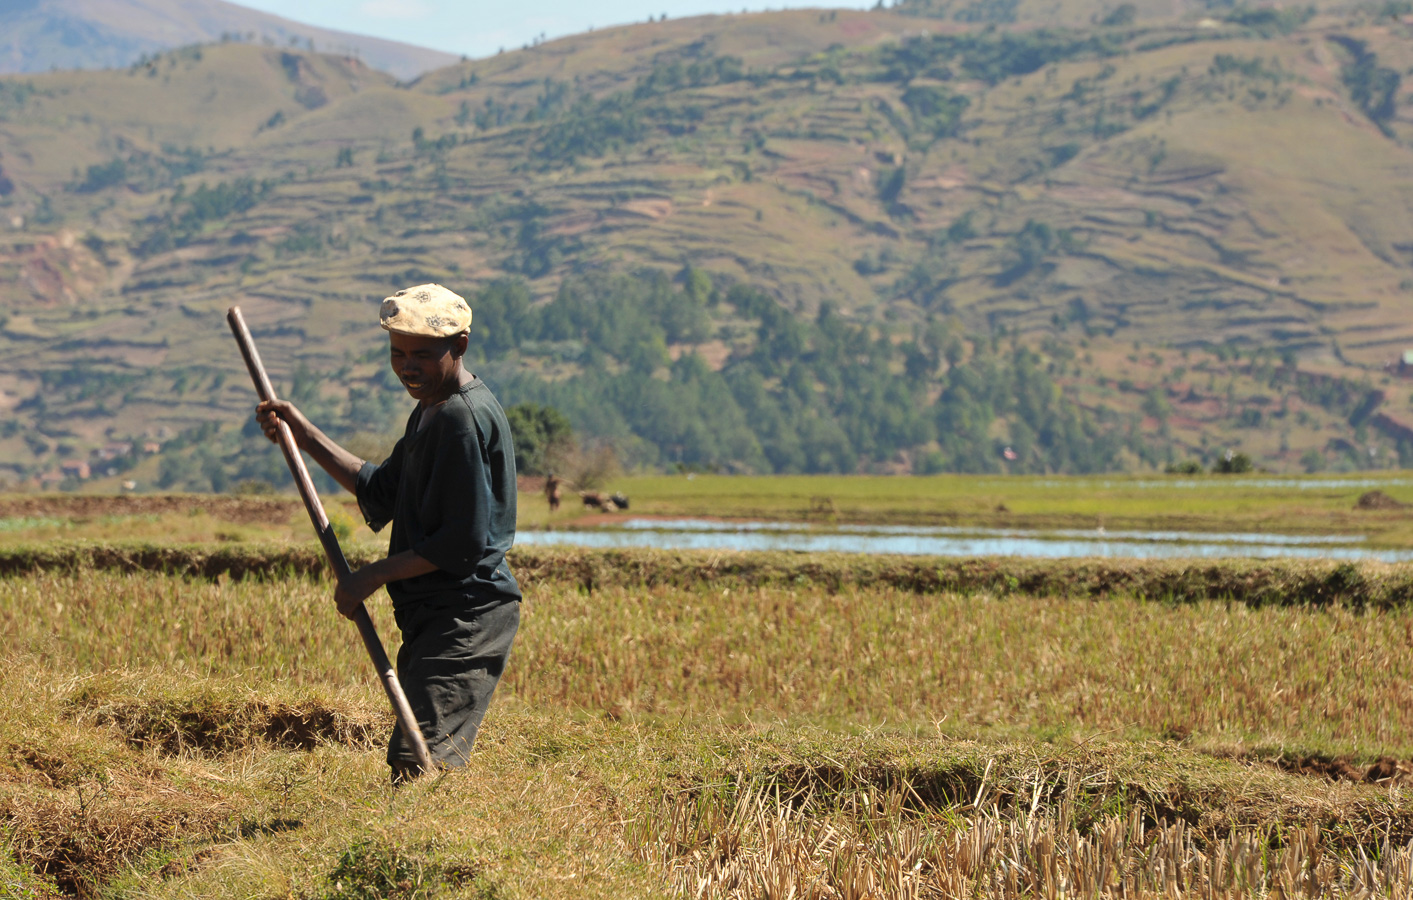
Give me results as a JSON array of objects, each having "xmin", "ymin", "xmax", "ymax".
[
  {"xmin": 6, "ymin": 469, "xmax": 1413, "ymax": 548},
  {"xmin": 3, "ymin": 545, "xmax": 1413, "ymax": 897},
  {"xmin": 529, "ymin": 471, "xmax": 1413, "ymax": 547}
]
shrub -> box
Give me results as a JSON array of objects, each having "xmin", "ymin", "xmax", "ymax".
[{"xmin": 1213, "ymin": 451, "xmax": 1253, "ymax": 474}]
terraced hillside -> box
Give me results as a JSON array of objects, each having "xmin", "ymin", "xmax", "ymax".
[
  {"xmin": 2, "ymin": 6, "xmax": 1413, "ymax": 484},
  {"xmin": 896, "ymin": 0, "xmax": 1358, "ymax": 27}
]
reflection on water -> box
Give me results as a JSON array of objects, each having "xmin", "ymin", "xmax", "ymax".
[
  {"xmin": 518, "ymin": 518, "xmax": 1413, "ymax": 561},
  {"xmin": 1018, "ymin": 477, "xmax": 1413, "ymax": 491}
]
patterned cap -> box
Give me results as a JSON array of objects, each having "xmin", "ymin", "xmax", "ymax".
[{"xmin": 379, "ymin": 284, "xmax": 472, "ymax": 337}]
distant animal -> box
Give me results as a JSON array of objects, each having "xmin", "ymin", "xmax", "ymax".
[{"xmin": 580, "ymin": 490, "xmax": 618, "ymax": 512}]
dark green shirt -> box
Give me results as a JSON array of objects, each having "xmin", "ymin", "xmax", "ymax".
[{"xmin": 355, "ymin": 377, "xmax": 520, "ymax": 607}]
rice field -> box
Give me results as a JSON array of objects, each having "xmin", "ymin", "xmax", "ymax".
[
  {"xmin": 7, "ymin": 469, "xmax": 1413, "ymax": 550},
  {"xmin": 570, "ymin": 473, "xmax": 1413, "ymax": 548},
  {"xmin": 3, "ymin": 547, "xmax": 1413, "ymax": 897}
]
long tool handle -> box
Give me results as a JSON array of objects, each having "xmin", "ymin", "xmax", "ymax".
[{"xmin": 226, "ymin": 306, "xmax": 434, "ymax": 774}]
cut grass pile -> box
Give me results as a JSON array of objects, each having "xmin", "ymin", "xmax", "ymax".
[
  {"xmin": 3, "ymin": 547, "xmax": 1413, "ymax": 896},
  {"xmin": 639, "ymin": 785, "xmax": 1413, "ymax": 898}
]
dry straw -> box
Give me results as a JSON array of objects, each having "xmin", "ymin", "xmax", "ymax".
[{"xmin": 639, "ymin": 778, "xmax": 1413, "ymax": 899}]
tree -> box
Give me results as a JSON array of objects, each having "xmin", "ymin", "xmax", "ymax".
[
  {"xmin": 506, "ymin": 403, "xmax": 574, "ymax": 475},
  {"xmin": 1141, "ymin": 388, "xmax": 1171, "ymax": 423},
  {"xmin": 996, "ymin": 220, "xmax": 1055, "ymax": 285}
]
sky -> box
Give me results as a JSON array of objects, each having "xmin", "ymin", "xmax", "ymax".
[{"xmin": 232, "ymin": 0, "xmax": 876, "ymax": 60}]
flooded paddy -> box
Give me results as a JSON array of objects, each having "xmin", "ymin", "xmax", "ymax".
[{"xmin": 518, "ymin": 517, "xmax": 1413, "ymax": 561}]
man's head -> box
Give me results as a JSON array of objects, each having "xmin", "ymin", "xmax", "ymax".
[{"xmin": 380, "ymin": 284, "xmax": 473, "ymax": 405}]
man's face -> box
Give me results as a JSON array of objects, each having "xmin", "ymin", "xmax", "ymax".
[{"xmin": 388, "ymin": 331, "xmax": 467, "ymax": 406}]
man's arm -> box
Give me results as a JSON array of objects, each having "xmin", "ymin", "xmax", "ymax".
[
  {"xmin": 333, "ymin": 550, "xmax": 438, "ymax": 619},
  {"xmin": 256, "ymin": 399, "xmax": 363, "ymax": 494}
]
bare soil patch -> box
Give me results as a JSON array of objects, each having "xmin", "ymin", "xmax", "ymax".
[
  {"xmin": 1274, "ymin": 754, "xmax": 1413, "ymax": 786},
  {"xmin": 69, "ymin": 693, "xmax": 383, "ymax": 756}
]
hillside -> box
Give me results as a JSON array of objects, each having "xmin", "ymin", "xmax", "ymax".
[
  {"xmin": 2, "ymin": 7, "xmax": 1413, "ymax": 486},
  {"xmin": 0, "ymin": 0, "xmax": 459, "ymax": 80},
  {"xmin": 893, "ymin": 0, "xmax": 1364, "ymax": 27}
]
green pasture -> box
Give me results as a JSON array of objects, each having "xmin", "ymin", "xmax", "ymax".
[
  {"xmin": 4, "ymin": 469, "xmax": 1413, "ymax": 550},
  {"xmin": 540, "ymin": 471, "xmax": 1413, "ymax": 544}
]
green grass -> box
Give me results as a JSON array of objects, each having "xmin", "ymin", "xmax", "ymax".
[
  {"xmin": 544, "ymin": 471, "xmax": 1413, "ymax": 545},
  {"xmin": 7, "ymin": 468, "xmax": 1413, "ymax": 549},
  {"xmin": 4, "ymin": 548, "xmax": 1413, "ymax": 895}
]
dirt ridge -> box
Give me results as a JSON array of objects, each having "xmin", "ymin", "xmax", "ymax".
[{"xmin": 2, "ymin": 542, "xmax": 1412, "ymax": 608}]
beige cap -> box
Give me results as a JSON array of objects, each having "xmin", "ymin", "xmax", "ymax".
[{"xmin": 379, "ymin": 284, "xmax": 472, "ymax": 337}]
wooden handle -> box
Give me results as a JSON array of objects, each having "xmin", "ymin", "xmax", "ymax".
[{"xmin": 227, "ymin": 306, "xmax": 434, "ymax": 774}]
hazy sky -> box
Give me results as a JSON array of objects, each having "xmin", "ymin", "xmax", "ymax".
[{"xmin": 233, "ymin": 0, "xmax": 875, "ymax": 60}]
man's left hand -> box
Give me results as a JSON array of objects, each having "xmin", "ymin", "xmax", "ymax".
[{"xmin": 334, "ymin": 567, "xmax": 383, "ymax": 620}]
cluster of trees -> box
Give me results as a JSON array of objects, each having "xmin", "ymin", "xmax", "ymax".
[
  {"xmin": 1224, "ymin": 6, "xmax": 1313, "ymax": 37},
  {"xmin": 524, "ymin": 29, "xmax": 1131, "ymax": 166},
  {"xmin": 0, "ymin": 80, "xmax": 39, "ymax": 115},
  {"xmin": 1257, "ymin": 363, "xmax": 1378, "ymax": 426},
  {"xmin": 451, "ymin": 23, "xmax": 1193, "ymax": 174},
  {"xmin": 633, "ymin": 54, "xmax": 746, "ymax": 97},
  {"xmin": 464, "ymin": 268, "xmax": 1151, "ymax": 474},
  {"xmin": 875, "ymin": 30, "xmax": 1123, "ymax": 85},
  {"xmin": 1209, "ymin": 54, "xmax": 1285, "ymax": 82},
  {"xmin": 1330, "ymin": 36, "xmax": 1401, "ymax": 135},
  {"xmin": 536, "ymin": 96, "xmax": 720, "ymax": 166},
  {"xmin": 900, "ymin": 84, "xmax": 971, "ymax": 138},
  {"xmin": 72, "ymin": 147, "xmax": 207, "ymax": 195},
  {"xmin": 896, "ymin": 0, "xmax": 1022, "ymax": 24},
  {"xmin": 538, "ymin": 94, "xmax": 647, "ymax": 164},
  {"xmin": 531, "ymin": 51, "xmax": 747, "ymax": 165},
  {"xmin": 504, "ymin": 403, "xmax": 574, "ymax": 475},
  {"xmin": 1165, "ymin": 452, "xmax": 1253, "ymax": 475},
  {"xmin": 136, "ymin": 177, "xmax": 273, "ymax": 256},
  {"xmin": 152, "ymin": 265, "xmax": 1153, "ymax": 491}
]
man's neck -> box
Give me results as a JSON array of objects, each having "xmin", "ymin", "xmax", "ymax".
[{"xmin": 418, "ymin": 366, "xmax": 472, "ymax": 410}]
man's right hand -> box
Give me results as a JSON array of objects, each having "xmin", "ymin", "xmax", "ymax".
[
  {"xmin": 256, "ymin": 399, "xmax": 311, "ymax": 447},
  {"xmin": 253, "ymin": 399, "xmax": 364, "ymax": 495}
]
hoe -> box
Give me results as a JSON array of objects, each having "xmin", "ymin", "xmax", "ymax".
[{"xmin": 227, "ymin": 306, "xmax": 433, "ymax": 774}]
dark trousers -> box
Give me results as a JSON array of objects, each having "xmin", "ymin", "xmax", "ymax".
[{"xmin": 388, "ymin": 595, "xmax": 520, "ymax": 769}]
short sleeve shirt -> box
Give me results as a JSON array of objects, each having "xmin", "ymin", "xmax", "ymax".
[{"xmin": 355, "ymin": 377, "xmax": 520, "ymax": 608}]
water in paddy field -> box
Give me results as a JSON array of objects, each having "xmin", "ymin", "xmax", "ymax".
[
  {"xmin": 517, "ymin": 519, "xmax": 1413, "ymax": 562},
  {"xmin": 1022, "ymin": 477, "xmax": 1413, "ymax": 491}
]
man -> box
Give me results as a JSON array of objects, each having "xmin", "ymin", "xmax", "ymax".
[
  {"xmin": 544, "ymin": 472, "xmax": 562, "ymax": 513},
  {"xmin": 256, "ymin": 283, "xmax": 520, "ymax": 782}
]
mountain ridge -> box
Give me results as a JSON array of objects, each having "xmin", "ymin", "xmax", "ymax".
[{"xmin": 0, "ymin": 0, "xmax": 459, "ymax": 79}]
